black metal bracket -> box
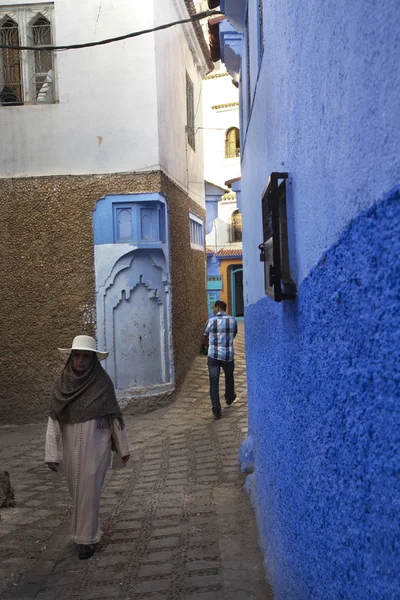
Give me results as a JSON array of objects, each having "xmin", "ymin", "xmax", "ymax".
[{"xmin": 259, "ymin": 172, "xmax": 297, "ymax": 302}]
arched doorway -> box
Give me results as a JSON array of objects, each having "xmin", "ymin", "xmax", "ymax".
[{"xmin": 93, "ymin": 194, "xmax": 173, "ymax": 393}]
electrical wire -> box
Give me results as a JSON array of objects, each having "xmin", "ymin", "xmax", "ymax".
[
  {"xmin": 0, "ymin": 9, "xmax": 223, "ymax": 51},
  {"xmin": 135, "ymin": 162, "xmax": 206, "ymax": 203}
]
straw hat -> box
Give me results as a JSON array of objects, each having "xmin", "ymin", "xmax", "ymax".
[{"xmin": 58, "ymin": 335, "xmax": 109, "ymax": 361}]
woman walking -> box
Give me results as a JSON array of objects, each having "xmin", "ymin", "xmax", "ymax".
[{"xmin": 45, "ymin": 335, "xmax": 130, "ymax": 559}]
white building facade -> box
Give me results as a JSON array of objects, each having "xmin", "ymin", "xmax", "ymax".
[{"xmin": 202, "ymin": 60, "xmax": 242, "ymax": 316}]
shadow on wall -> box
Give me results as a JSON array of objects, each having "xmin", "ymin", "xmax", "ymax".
[{"xmin": 242, "ymin": 187, "xmax": 400, "ymax": 600}]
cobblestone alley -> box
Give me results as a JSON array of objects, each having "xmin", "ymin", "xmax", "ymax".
[{"xmin": 0, "ymin": 324, "xmax": 273, "ymax": 600}]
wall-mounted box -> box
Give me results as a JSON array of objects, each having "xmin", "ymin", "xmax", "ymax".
[{"xmin": 259, "ymin": 172, "xmax": 297, "ymax": 302}]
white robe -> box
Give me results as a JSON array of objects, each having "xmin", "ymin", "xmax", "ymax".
[{"xmin": 45, "ymin": 417, "xmax": 130, "ymax": 545}]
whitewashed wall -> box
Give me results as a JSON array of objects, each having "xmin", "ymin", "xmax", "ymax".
[
  {"xmin": 202, "ymin": 65, "xmax": 240, "ymax": 189},
  {"xmin": 154, "ymin": 0, "xmax": 209, "ymax": 208},
  {"xmin": 0, "ymin": 0, "xmax": 157, "ymax": 177},
  {"xmin": 206, "ymin": 196, "xmax": 238, "ymax": 248}
]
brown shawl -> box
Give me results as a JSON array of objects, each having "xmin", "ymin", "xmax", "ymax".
[{"xmin": 50, "ymin": 355, "xmax": 123, "ymax": 427}]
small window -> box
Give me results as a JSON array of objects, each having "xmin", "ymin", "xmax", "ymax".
[
  {"xmin": 0, "ymin": 17, "xmax": 22, "ymax": 105},
  {"xmin": 116, "ymin": 208, "xmax": 132, "ymax": 241},
  {"xmin": 29, "ymin": 14, "xmax": 54, "ymax": 102},
  {"xmin": 229, "ymin": 209, "xmax": 242, "ymax": 242},
  {"xmin": 189, "ymin": 212, "xmax": 204, "ymax": 249},
  {"xmin": 225, "ymin": 127, "xmax": 240, "ymax": 158},
  {"xmin": 140, "ymin": 207, "xmax": 156, "ymax": 241},
  {"xmin": 0, "ymin": 5, "xmax": 56, "ymax": 106},
  {"xmin": 158, "ymin": 205, "xmax": 166, "ymax": 243},
  {"xmin": 186, "ymin": 72, "xmax": 196, "ymax": 151}
]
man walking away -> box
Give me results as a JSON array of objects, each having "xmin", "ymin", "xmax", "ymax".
[{"xmin": 203, "ymin": 300, "xmax": 238, "ymax": 419}]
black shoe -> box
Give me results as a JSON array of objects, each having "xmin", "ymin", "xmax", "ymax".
[
  {"xmin": 78, "ymin": 544, "xmax": 95, "ymax": 559},
  {"xmin": 213, "ymin": 410, "xmax": 222, "ymax": 420},
  {"xmin": 226, "ymin": 393, "xmax": 237, "ymax": 406}
]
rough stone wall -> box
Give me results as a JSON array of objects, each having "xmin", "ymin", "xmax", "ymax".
[
  {"xmin": 0, "ymin": 171, "xmax": 206, "ymax": 423},
  {"xmin": 160, "ymin": 173, "xmax": 207, "ymax": 387},
  {"xmin": 243, "ymin": 188, "xmax": 400, "ymax": 600}
]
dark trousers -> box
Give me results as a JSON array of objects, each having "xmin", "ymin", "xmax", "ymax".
[{"xmin": 207, "ymin": 356, "xmax": 235, "ymax": 414}]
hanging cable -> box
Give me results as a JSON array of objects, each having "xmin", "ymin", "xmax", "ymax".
[{"xmin": 0, "ymin": 9, "xmax": 223, "ymax": 51}]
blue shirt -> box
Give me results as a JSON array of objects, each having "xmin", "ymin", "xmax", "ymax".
[{"xmin": 204, "ymin": 312, "xmax": 238, "ymax": 361}]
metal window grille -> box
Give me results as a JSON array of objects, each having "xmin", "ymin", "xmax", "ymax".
[
  {"xmin": 0, "ymin": 5, "xmax": 55, "ymax": 106},
  {"xmin": 30, "ymin": 15, "xmax": 54, "ymax": 102},
  {"xmin": 0, "ymin": 18, "xmax": 22, "ymax": 105},
  {"xmin": 190, "ymin": 216, "xmax": 203, "ymax": 247},
  {"xmin": 186, "ymin": 72, "xmax": 196, "ymax": 151}
]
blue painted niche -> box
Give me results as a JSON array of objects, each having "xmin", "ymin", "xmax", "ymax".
[{"xmin": 93, "ymin": 193, "xmax": 173, "ymax": 392}]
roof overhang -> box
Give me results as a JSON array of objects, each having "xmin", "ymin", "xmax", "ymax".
[
  {"xmin": 220, "ymin": 0, "xmax": 247, "ymax": 34},
  {"xmin": 172, "ymin": 0, "xmax": 214, "ymax": 76},
  {"xmin": 219, "ymin": 20, "xmax": 242, "ymax": 83},
  {"xmin": 205, "ymin": 181, "xmax": 228, "ymax": 197}
]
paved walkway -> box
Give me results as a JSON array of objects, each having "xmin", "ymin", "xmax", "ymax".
[{"xmin": 0, "ymin": 324, "xmax": 274, "ymax": 600}]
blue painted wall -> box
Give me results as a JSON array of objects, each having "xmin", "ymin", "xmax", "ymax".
[
  {"xmin": 93, "ymin": 193, "xmax": 173, "ymax": 391},
  {"xmin": 235, "ymin": 0, "xmax": 400, "ymax": 305},
  {"xmin": 242, "ymin": 189, "xmax": 400, "ymax": 599},
  {"xmin": 206, "ymin": 254, "xmax": 221, "ymax": 316},
  {"xmin": 219, "ymin": 0, "xmax": 400, "ymax": 598},
  {"xmin": 205, "ymin": 198, "xmax": 219, "ymax": 235}
]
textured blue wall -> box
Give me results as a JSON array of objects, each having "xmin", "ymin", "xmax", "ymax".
[
  {"xmin": 242, "ymin": 188, "xmax": 400, "ymax": 600},
  {"xmin": 237, "ymin": 0, "xmax": 400, "ymax": 305}
]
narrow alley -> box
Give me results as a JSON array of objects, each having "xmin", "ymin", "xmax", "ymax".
[{"xmin": 0, "ymin": 324, "xmax": 273, "ymax": 600}]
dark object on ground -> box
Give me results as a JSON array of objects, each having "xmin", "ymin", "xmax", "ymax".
[
  {"xmin": 0, "ymin": 471, "xmax": 16, "ymax": 508},
  {"xmin": 79, "ymin": 544, "xmax": 95, "ymax": 559}
]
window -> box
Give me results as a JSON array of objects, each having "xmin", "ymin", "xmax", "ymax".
[
  {"xmin": 229, "ymin": 209, "xmax": 242, "ymax": 242},
  {"xmin": 113, "ymin": 201, "xmax": 166, "ymax": 244},
  {"xmin": 140, "ymin": 207, "xmax": 156, "ymax": 241},
  {"xmin": 0, "ymin": 17, "xmax": 21, "ymax": 104},
  {"xmin": 0, "ymin": 4, "xmax": 55, "ymax": 106},
  {"xmin": 189, "ymin": 212, "xmax": 204, "ymax": 249},
  {"xmin": 225, "ymin": 127, "xmax": 240, "ymax": 158},
  {"xmin": 186, "ymin": 71, "xmax": 195, "ymax": 151},
  {"xmin": 116, "ymin": 207, "xmax": 132, "ymax": 241}
]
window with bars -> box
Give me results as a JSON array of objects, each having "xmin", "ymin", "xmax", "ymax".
[
  {"xmin": 189, "ymin": 212, "xmax": 204, "ymax": 249},
  {"xmin": 0, "ymin": 4, "xmax": 55, "ymax": 106},
  {"xmin": 225, "ymin": 127, "xmax": 240, "ymax": 158},
  {"xmin": 186, "ymin": 71, "xmax": 196, "ymax": 151}
]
